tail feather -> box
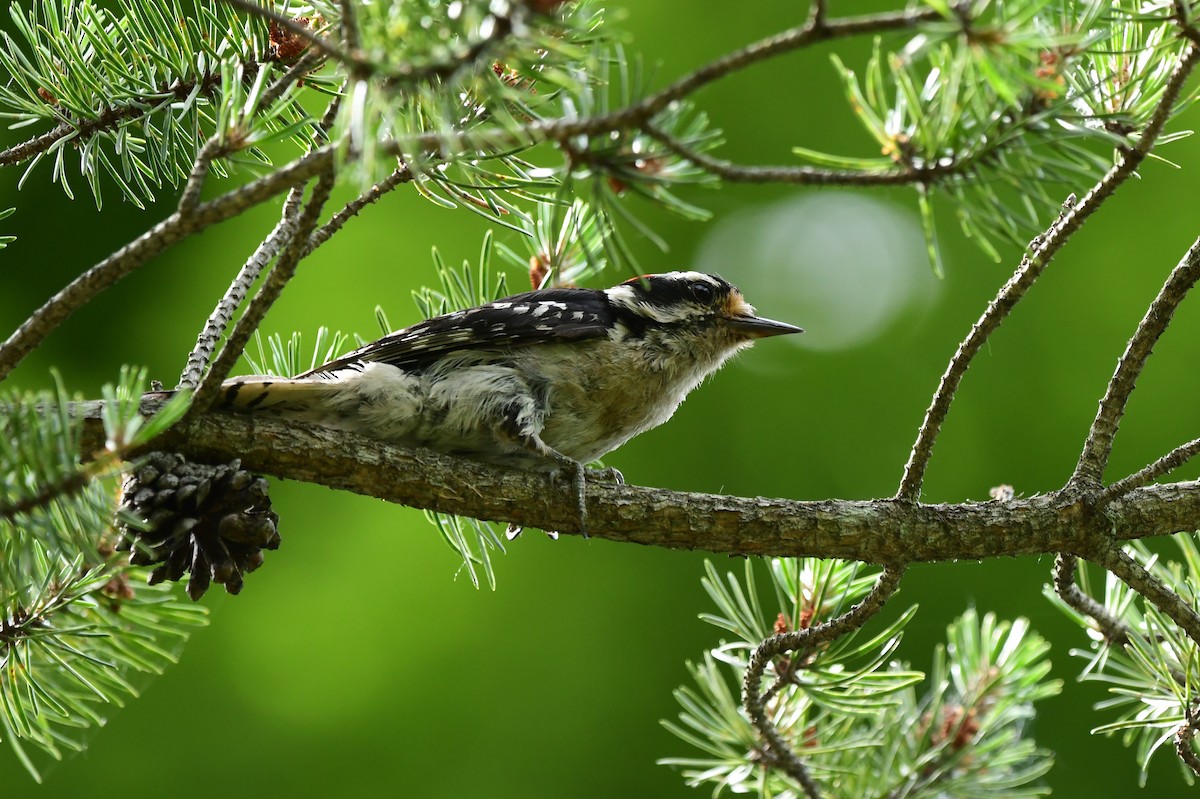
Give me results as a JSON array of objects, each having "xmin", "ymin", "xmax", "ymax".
[{"xmin": 219, "ymin": 376, "xmax": 339, "ymax": 413}]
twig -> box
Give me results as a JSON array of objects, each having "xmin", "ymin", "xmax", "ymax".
[
  {"xmin": 0, "ymin": 146, "xmax": 336, "ymax": 383},
  {"xmin": 305, "ymin": 163, "xmax": 414, "ymax": 254},
  {"xmin": 808, "ymin": 0, "xmax": 829, "ymax": 30},
  {"xmin": 177, "ymin": 136, "xmax": 228, "ymax": 214},
  {"xmin": 179, "ymin": 87, "xmax": 341, "ymax": 392},
  {"xmin": 896, "ymin": 42, "xmax": 1200, "ymax": 502},
  {"xmin": 1089, "ymin": 543, "xmax": 1200, "ymax": 647},
  {"xmin": 627, "ymin": 7, "xmax": 945, "ymax": 127},
  {"xmin": 0, "ymin": 71, "xmax": 234, "ymax": 169},
  {"xmin": 1102, "ymin": 437, "xmax": 1200, "ymax": 501},
  {"xmin": 189, "ymin": 169, "xmax": 338, "ymax": 414},
  {"xmin": 1052, "ymin": 553, "xmax": 1130, "ymax": 646},
  {"xmin": 220, "ymin": 0, "xmax": 354, "ymax": 67},
  {"xmin": 387, "ymin": 5, "xmax": 948, "ymax": 157},
  {"xmin": 1074, "ymin": 237, "xmax": 1200, "ymax": 488},
  {"xmin": 256, "ymin": 50, "xmax": 330, "ymax": 115},
  {"xmin": 178, "ymin": 56, "xmax": 320, "ymax": 215},
  {"xmin": 338, "ymin": 0, "xmax": 361, "ymax": 54},
  {"xmin": 643, "ymin": 124, "xmax": 958, "ymax": 187},
  {"xmin": 742, "ymin": 566, "xmax": 906, "ymax": 796},
  {"xmin": 1176, "ymin": 701, "xmax": 1200, "ymax": 779},
  {"xmin": 177, "ymin": 190, "xmax": 308, "ymax": 390}
]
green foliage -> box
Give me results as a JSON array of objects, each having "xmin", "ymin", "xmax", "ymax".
[
  {"xmin": 810, "ymin": 0, "xmax": 1195, "ymax": 268},
  {"xmin": 242, "ymin": 326, "xmax": 350, "ymax": 377},
  {"xmin": 1047, "ymin": 535, "xmax": 1200, "ymax": 786},
  {"xmin": 0, "ymin": 370, "xmax": 206, "ymax": 781},
  {"xmin": 663, "ymin": 559, "xmax": 1060, "ymax": 797},
  {"xmin": 0, "ymin": 0, "xmax": 300, "ymax": 207},
  {"xmin": 4, "ymin": 0, "xmax": 1200, "ymax": 790}
]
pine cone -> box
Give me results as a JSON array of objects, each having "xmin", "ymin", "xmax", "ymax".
[{"xmin": 118, "ymin": 452, "xmax": 280, "ymax": 600}]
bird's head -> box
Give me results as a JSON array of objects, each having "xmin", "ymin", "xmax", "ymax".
[{"xmin": 604, "ymin": 271, "xmax": 803, "ymax": 342}]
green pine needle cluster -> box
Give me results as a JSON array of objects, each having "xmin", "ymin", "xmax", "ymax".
[
  {"xmin": 663, "ymin": 559, "xmax": 1061, "ymax": 797},
  {"xmin": 1, "ymin": 371, "xmax": 204, "ymax": 781},
  {"xmin": 817, "ymin": 0, "xmax": 1197, "ymax": 272},
  {"xmin": 1048, "ymin": 535, "xmax": 1200, "ymax": 786}
]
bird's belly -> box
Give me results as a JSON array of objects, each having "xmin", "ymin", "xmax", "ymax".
[{"xmin": 539, "ymin": 367, "xmax": 697, "ymax": 464}]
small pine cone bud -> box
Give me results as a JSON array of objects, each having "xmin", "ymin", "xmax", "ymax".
[{"xmin": 118, "ymin": 452, "xmax": 280, "ymax": 600}]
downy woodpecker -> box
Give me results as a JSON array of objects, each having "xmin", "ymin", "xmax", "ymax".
[{"xmin": 220, "ymin": 271, "xmax": 801, "ymax": 534}]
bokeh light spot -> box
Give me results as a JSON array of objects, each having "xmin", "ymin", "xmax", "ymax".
[{"xmin": 693, "ymin": 194, "xmax": 940, "ymax": 351}]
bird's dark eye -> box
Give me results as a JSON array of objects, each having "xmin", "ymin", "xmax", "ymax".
[{"xmin": 690, "ymin": 282, "xmax": 715, "ymax": 304}]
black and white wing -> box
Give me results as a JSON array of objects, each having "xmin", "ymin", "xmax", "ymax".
[{"xmin": 299, "ymin": 288, "xmax": 616, "ymax": 376}]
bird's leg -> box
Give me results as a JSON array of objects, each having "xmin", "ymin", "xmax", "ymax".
[
  {"xmin": 531, "ymin": 437, "xmax": 588, "ymax": 538},
  {"xmin": 505, "ymin": 462, "xmax": 616, "ymax": 540},
  {"xmin": 496, "ymin": 406, "xmax": 589, "ymax": 538}
]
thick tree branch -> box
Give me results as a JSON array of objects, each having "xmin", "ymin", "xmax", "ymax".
[
  {"xmin": 896, "ymin": 41, "xmax": 1200, "ymax": 501},
  {"xmin": 65, "ymin": 403, "xmax": 1200, "ymax": 560},
  {"xmin": 1074, "ymin": 237, "xmax": 1200, "ymax": 488}
]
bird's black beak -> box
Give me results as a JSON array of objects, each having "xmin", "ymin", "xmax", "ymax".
[{"xmin": 727, "ymin": 314, "xmax": 804, "ymax": 339}]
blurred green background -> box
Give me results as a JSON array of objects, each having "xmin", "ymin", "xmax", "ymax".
[{"xmin": 4, "ymin": 0, "xmax": 1200, "ymax": 795}]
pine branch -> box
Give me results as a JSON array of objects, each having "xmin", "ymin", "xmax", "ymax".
[
  {"xmin": 896, "ymin": 39, "xmax": 1200, "ymax": 502},
  {"xmin": 1074, "ymin": 237, "xmax": 1200, "ymax": 488},
  {"xmin": 190, "ymin": 169, "xmax": 338, "ymax": 413},
  {"xmin": 0, "ymin": 145, "xmax": 336, "ymax": 383},
  {"xmin": 1089, "ymin": 543, "xmax": 1200, "ymax": 647},
  {"xmin": 1051, "ymin": 553, "xmax": 1130, "ymax": 646},
  {"xmin": 0, "ymin": 71, "xmax": 232, "ymax": 169},
  {"xmin": 383, "ymin": 4, "xmax": 949, "ymax": 156},
  {"xmin": 643, "ymin": 124, "xmax": 956, "ymax": 186},
  {"xmin": 741, "ymin": 566, "xmax": 906, "ymax": 797},
  {"xmin": 56, "ymin": 401, "xmax": 1200, "ymax": 561},
  {"xmin": 221, "ymin": 0, "xmax": 520, "ymax": 86},
  {"xmin": 1102, "ymin": 436, "xmax": 1200, "ymax": 501}
]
